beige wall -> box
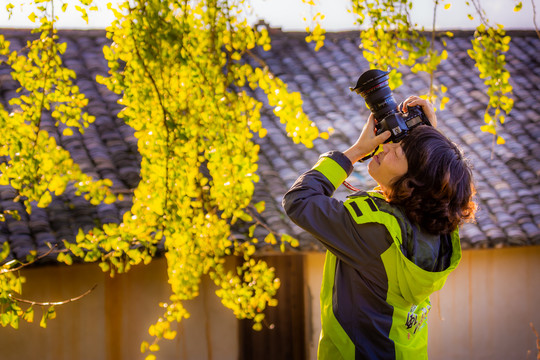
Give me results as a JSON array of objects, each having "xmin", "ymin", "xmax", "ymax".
[
  {"xmin": 0, "ymin": 257, "xmax": 238, "ymax": 360},
  {"xmin": 428, "ymin": 246, "xmax": 540, "ymax": 360},
  {"xmin": 3, "ymin": 246, "xmax": 539, "ymax": 359},
  {"xmin": 304, "ymin": 253, "xmax": 325, "ymax": 359},
  {"xmin": 304, "ymin": 246, "xmax": 540, "ymax": 360}
]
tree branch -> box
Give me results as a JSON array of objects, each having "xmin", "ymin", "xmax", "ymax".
[
  {"xmin": 245, "ymin": 206, "xmax": 278, "ymax": 236},
  {"xmin": 470, "ymin": 0, "xmax": 489, "ymax": 25},
  {"xmin": 428, "ymin": 0, "xmax": 439, "ymax": 100},
  {"xmin": 246, "ymin": 49, "xmax": 270, "ymax": 74},
  {"xmin": 130, "ymin": 6, "xmax": 172, "ymax": 220},
  {"xmin": 1, "ymin": 244, "xmax": 58, "ymax": 273},
  {"xmin": 8, "ymin": 284, "xmax": 97, "ymax": 307},
  {"xmin": 532, "ymin": 0, "xmax": 540, "ymax": 40}
]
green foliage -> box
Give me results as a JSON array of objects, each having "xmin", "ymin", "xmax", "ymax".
[
  {"xmin": 468, "ymin": 23, "xmax": 513, "ymax": 146},
  {"xmin": 0, "ymin": 28, "xmax": 114, "ymax": 214},
  {"xmin": 303, "ymin": 0, "xmax": 326, "ymax": 51},
  {"xmin": 349, "ymin": 0, "xmax": 451, "ymax": 109},
  {"xmin": 0, "ymin": 0, "xmax": 114, "ymax": 331},
  {"xmin": 84, "ymin": 0, "xmax": 314, "ymax": 354},
  {"xmin": 348, "ymin": 0, "xmax": 512, "ymax": 139},
  {"xmin": 1, "ymin": 2, "xmax": 311, "ymax": 345},
  {"xmin": 0, "ymin": 241, "xmax": 54, "ymax": 330},
  {"xmin": 351, "ymin": 0, "xmax": 431, "ymax": 89},
  {"xmin": 0, "ymin": 252, "xmax": 27, "ymax": 330}
]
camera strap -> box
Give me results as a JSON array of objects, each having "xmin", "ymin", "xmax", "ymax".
[
  {"xmin": 342, "ymin": 180, "xmax": 361, "ymax": 192},
  {"xmin": 342, "ymin": 145, "xmax": 380, "ymax": 192}
]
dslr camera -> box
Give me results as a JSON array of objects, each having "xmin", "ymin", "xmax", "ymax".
[{"xmin": 351, "ymin": 69, "xmax": 431, "ymax": 144}]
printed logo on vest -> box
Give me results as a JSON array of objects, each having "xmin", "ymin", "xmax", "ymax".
[{"xmin": 405, "ymin": 304, "xmax": 431, "ymax": 335}]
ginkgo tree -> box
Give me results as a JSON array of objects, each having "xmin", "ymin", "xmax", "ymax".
[{"xmin": 0, "ymin": 0, "xmax": 528, "ymax": 358}]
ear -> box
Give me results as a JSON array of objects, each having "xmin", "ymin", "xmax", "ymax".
[
  {"xmin": 403, "ymin": 178, "xmax": 416, "ymax": 194},
  {"xmin": 388, "ymin": 175, "xmax": 415, "ymax": 199}
]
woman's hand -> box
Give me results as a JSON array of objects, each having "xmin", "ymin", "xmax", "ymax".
[
  {"xmin": 400, "ymin": 96, "xmax": 438, "ymax": 128},
  {"xmin": 344, "ymin": 114, "xmax": 391, "ymax": 164}
]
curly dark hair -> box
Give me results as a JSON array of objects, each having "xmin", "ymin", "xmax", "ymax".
[{"xmin": 387, "ymin": 126, "xmax": 477, "ymax": 234}]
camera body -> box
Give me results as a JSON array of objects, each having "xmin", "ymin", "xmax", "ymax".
[
  {"xmin": 375, "ymin": 106, "xmax": 429, "ymax": 143},
  {"xmin": 351, "ymin": 69, "xmax": 431, "ymax": 143}
]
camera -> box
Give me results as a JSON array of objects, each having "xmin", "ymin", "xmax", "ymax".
[{"xmin": 350, "ymin": 69, "xmax": 431, "ymax": 143}]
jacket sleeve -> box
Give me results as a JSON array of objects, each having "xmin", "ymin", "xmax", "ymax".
[{"xmin": 282, "ymin": 151, "xmax": 391, "ymax": 268}]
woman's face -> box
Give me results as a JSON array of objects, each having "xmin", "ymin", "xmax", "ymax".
[{"xmin": 368, "ymin": 142, "xmax": 408, "ymax": 192}]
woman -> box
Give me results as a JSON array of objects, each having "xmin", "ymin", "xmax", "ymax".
[{"xmin": 282, "ymin": 96, "xmax": 476, "ymax": 359}]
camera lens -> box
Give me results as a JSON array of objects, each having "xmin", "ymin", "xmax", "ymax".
[{"xmin": 352, "ymin": 69, "xmax": 398, "ymax": 121}]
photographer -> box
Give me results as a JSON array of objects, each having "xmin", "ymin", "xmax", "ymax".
[{"xmin": 282, "ymin": 96, "xmax": 476, "ymax": 359}]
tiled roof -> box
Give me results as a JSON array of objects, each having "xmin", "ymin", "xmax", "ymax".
[
  {"xmin": 250, "ymin": 30, "xmax": 540, "ymax": 251},
  {"xmin": 0, "ymin": 30, "xmax": 137, "ymax": 262},
  {"xmin": 0, "ymin": 29, "xmax": 539, "ymax": 261}
]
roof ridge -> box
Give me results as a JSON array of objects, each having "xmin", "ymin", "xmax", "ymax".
[{"xmin": 2, "ymin": 27, "xmax": 538, "ymax": 38}]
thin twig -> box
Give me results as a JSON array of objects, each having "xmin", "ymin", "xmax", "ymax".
[
  {"xmin": 245, "ymin": 207, "xmax": 278, "ymax": 236},
  {"xmin": 246, "ymin": 49, "xmax": 270, "ymax": 74},
  {"xmin": 30, "ymin": 22, "xmax": 55, "ymax": 189},
  {"xmin": 471, "ymin": 0, "xmax": 489, "ymax": 25},
  {"xmin": 1, "ymin": 244, "xmax": 58, "ymax": 273},
  {"xmin": 429, "ymin": 0, "xmax": 439, "ymax": 100},
  {"xmin": 8, "ymin": 284, "xmax": 97, "ymax": 306},
  {"xmin": 532, "ymin": 0, "xmax": 540, "ymax": 39},
  {"xmin": 130, "ymin": 5, "xmax": 171, "ymax": 218},
  {"xmin": 110, "ymin": 188, "xmax": 134, "ymax": 194}
]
